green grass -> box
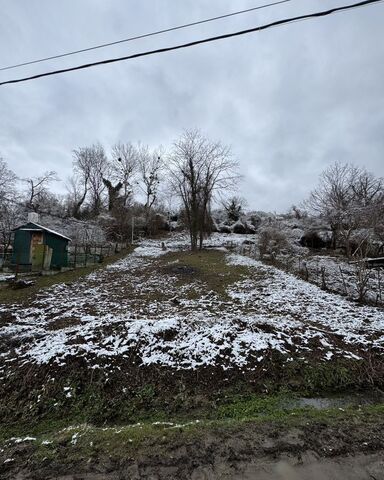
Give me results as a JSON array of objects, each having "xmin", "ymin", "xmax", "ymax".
[
  {"xmin": 1, "ymin": 394, "xmax": 383, "ymax": 465},
  {"xmin": 2, "ymin": 387, "xmax": 383, "ymax": 443},
  {"xmin": 158, "ymin": 249, "xmax": 252, "ymax": 297},
  {"xmin": 0, "ymin": 247, "xmax": 134, "ymax": 305}
]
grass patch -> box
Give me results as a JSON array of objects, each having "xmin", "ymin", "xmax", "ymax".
[
  {"xmin": 159, "ymin": 249, "xmax": 250, "ymax": 297},
  {"xmin": 0, "ymin": 247, "xmax": 134, "ymax": 306},
  {"xmin": 1, "ymin": 395, "xmax": 383, "ymax": 460},
  {"xmin": 2, "ymin": 385, "xmax": 383, "ymax": 443}
]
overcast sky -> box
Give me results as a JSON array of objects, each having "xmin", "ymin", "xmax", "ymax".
[{"xmin": 1, "ymin": 0, "xmax": 383, "ymax": 212}]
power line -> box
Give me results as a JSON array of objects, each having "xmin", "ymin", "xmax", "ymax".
[
  {"xmin": 0, "ymin": 0, "xmax": 382, "ymax": 87},
  {"xmin": 0, "ymin": 0, "xmax": 293, "ymax": 72}
]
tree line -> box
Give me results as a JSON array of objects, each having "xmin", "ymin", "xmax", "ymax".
[
  {"xmin": 1, "ymin": 130, "xmax": 383, "ymax": 257},
  {"xmin": 0, "ymin": 129, "xmax": 238, "ymax": 253}
]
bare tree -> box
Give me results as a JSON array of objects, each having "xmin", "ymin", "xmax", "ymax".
[
  {"xmin": 0, "ymin": 158, "xmax": 20, "ymax": 257},
  {"xmin": 137, "ymin": 144, "xmax": 164, "ymax": 233},
  {"xmin": 169, "ymin": 130, "xmax": 238, "ymax": 250},
  {"xmin": 23, "ymin": 170, "xmax": 58, "ymax": 213},
  {"xmin": 0, "ymin": 157, "xmax": 17, "ymax": 200},
  {"xmin": 72, "ymin": 143, "xmax": 108, "ymax": 217},
  {"xmin": 110, "ymin": 142, "xmax": 137, "ymax": 207},
  {"xmin": 0, "ymin": 201, "xmax": 22, "ymax": 257},
  {"xmin": 307, "ymin": 162, "xmax": 384, "ymax": 257},
  {"xmin": 351, "ymin": 236, "xmax": 375, "ymax": 303},
  {"xmin": 65, "ymin": 175, "xmax": 87, "ymax": 219}
]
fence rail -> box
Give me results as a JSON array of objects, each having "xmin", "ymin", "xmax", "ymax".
[
  {"xmin": 67, "ymin": 243, "xmax": 128, "ymax": 268},
  {"xmin": 0, "ymin": 243, "xmax": 129, "ymax": 273}
]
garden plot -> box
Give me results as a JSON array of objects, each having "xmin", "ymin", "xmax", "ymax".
[{"xmin": 0, "ymin": 236, "xmax": 383, "ymax": 377}]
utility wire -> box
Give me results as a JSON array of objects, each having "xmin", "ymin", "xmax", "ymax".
[
  {"xmin": 0, "ymin": 0, "xmax": 382, "ymax": 87},
  {"xmin": 0, "ymin": 0, "xmax": 293, "ymax": 72}
]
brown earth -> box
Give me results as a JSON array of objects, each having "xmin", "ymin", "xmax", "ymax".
[
  {"xmin": 11, "ymin": 455, "xmax": 384, "ymax": 480},
  {"xmin": 3, "ymin": 419, "xmax": 384, "ymax": 480}
]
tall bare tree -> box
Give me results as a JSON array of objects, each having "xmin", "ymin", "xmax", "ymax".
[
  {"xmin": 65, "ymin": 175, "xmax": 86, "ymax": 219},
  {"xmin": 110, "ymin": 142, "xmax": 137, "ymax": 207},
  {"xmin": 0, "ymin": 158, "xmax": 20, "ymax": 257},
  {"xmin": 169, "ymin": 130, "xmax": 238, "ymax": 250},
  {"xmin": 137, "ymin": 144, "xmax": 164, "ymax": 233},
  {"xmin": 23, "ymin": 170, "xmax": 58, "ymax": 213},
  {"xmin": 0, "ymin": 157, "xmax": 17, "ymax": 200},
  {"xmin": 72, "ymin": 143, "xmax": 108, "ymax": 217}
]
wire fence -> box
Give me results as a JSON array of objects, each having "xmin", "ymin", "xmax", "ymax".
[
  {"xmin": 237, "ymin": 242, "xmax": 384, "ymax": 306},
  {"xmin": 0, "ymin": 243, "xmax": 129, "ymax": 273},
  {"xmin": 67, "ymin": 243, "xmax": 129, "ymax": 268}
]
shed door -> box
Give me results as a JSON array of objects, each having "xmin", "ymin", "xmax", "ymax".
[{"xmin": 30, "ymin": 232, "xmax": 43, "ymax": 263}]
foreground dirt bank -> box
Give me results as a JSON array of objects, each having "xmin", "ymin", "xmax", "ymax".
[
  {"xmin": 8, "ymin": 452, "xmax": 384, "ymax": 480},
  {"xmin": 28, "ymin": 453, "xmax": 383, "ymax": 480},
  {"xmin": 3, "ymin": 415, "xmax": 384, "ymax": 480}
]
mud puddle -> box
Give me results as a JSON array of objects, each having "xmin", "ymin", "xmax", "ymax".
[{"xmin": 285, "ymin": 392, "xmax": 384, "ymax": 411}]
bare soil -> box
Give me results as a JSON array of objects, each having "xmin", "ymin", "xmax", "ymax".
[
  {"xmin": 11, "ymin": 455, "xmax": 384, "ymax": 480},
  {"xmin": 3, "ymin": 419, "xmax": 384, "ymax": 479}
]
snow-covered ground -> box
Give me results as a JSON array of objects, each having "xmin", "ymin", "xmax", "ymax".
[
  {"xmin": 0, "ymin": 274, "xmax": 14, "ymax": 282},
  {"xmin": 279, "ymin": 253, "xmax": 384, "ymax": 305},
  {"xmin": 0, "ymin": 234, "xmax": 383, "ymax": 377}
]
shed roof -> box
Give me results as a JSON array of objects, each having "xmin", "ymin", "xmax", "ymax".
[{"xmin": 13, "ymin": 222, "xmax": 71, "ymax": 241}]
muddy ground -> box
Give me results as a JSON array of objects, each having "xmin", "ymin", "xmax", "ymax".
[
  {"xmin": 3, "ymin": 416, "xmax": 384, "ymax": 479},
  {"xmin": 12, "ymin": 455, "xmax": 384, "ymax": 480}
]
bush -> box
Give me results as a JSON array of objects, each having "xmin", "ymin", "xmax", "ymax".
[
  {"xmin": 219, "ymin": 224, "xmax": 232, "ymax": 234},
  {"xmin": 232, "ymin": 220, "xmax": 247, "ymax": 234},
  {"xmin": 300, "ymin": 229, "xmax": 332, "ymax": 249},
  {"xmin": 259, "ymin": 227, "xmax": 289, "ymax": 258}
]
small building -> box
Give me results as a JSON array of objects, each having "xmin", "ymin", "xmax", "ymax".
[{"xmin": 12, "ymin": 213, "xmax": 71, "ymax": 271}]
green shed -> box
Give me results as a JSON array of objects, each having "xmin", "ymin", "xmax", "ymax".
[{"xmin": 12, "ymin": 219, "xmax": 71, "ymax": 271}]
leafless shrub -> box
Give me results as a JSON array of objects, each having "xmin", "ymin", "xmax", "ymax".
[{"xmin": 259, "ymin": 227, "xmax": 289, "ymax": 259}]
